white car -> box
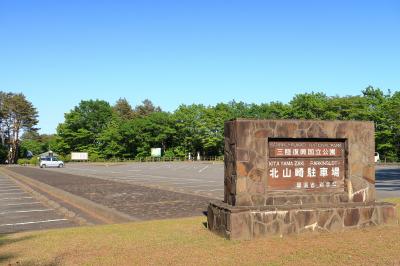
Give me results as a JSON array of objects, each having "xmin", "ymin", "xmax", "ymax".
[{"xmin": 40, "ymin": 157, "xmax": 64, "ymax": 168}]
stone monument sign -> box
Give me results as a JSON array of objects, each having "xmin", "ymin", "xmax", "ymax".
[{"xmin": 207, "ymin": 119, "xmax": 397, "ymax": 240}]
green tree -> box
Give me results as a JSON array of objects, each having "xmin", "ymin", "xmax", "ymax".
[
  {"xmin": 248, "ymin": 102, "xmax": 291, "ymax": 119},
  {"xmin": 0, "ymin": 92, "xmax": 39, "ymax": 163},
  {"xmin": 288, "ymin": 92, "xmax": 332, "ymax": 119},
  {"xmin": 19, "ymin": 131, "xmax": 59, "ymax": 157},
  {"xmin": 199, "ymin": 105, "xmax": 229, "ymax": 155},
  {"xmin": 113, "ymin": 98, "xmax": 134, "ymax": 120},
  {"xmin": 97, "ymin": 118, "xmax": 125, "ymax": 159},
  {"xmin": 20, "ymin": 139, "xmax": 42, "ymax": 156},
  {"xmin": 172, "ymin": 104, "xmax": 207, "ymax": 155},
  {"xmin": 121, "ymin": 112, "xmax": 176, "ymax": 158},
  {"xmin": 56, "ymin": 100, "xmax": 113, "ymax": 156},
  {"xmin": 134, "ymin": 99, "xmax": 161, "ymax": 117},
  {"xmin": 376, "ymin": 91, "xmax": 400, "ymax": 161}
]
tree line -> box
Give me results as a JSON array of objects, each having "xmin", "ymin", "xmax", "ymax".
[{"xmin": 13, "ymin": 86, "xmax": 400, "ymax": 162}]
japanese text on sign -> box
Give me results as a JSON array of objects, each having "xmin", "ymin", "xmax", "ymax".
[
  {"xmin": 267, "ymin": 140, "xmax": 345, "ymax": 191},
  {"xmin": 269, "ymin": 141, "xmax": 344, "ymax": 158}
]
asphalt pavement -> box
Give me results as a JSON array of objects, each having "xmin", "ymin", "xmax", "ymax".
[
  {"xmin": 2, "ymin": 162, "xmax": 398, "ymax": 234},
  {"xmin": 46, "ymin": 162, "xmax": 225, "ymax": 199},
  {"xmin": 375, "ymin": 166, "xmax": 400, "ymax": 199},
  {"xmin": 0, "ymin": 173, "xmax": 76, "ymax": 234},
  {"xmin": 8, "ymin": 166, "xmax": 213, "ymax": 221}
]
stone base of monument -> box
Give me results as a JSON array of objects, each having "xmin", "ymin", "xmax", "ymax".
[{"xmin": 207, "ymin": 201, "xmax": 398, "ymax": 240}]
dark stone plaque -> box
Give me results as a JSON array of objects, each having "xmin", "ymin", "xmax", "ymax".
[{"xmin": 267, "ymin": 140, "xmax": 345, "ymax": 191}]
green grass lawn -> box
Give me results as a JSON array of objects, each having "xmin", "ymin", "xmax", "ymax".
[{"xmin": 1, "ymin": 198, "xmax": 399, "ymax": 266}]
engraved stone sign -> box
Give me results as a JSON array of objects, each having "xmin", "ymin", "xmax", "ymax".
[
  {"xmin": 267, "ymin": 140, "xmax": 345, "ymax": 191},
  {"xmin": 208, "ymin": 119, "xmax": 397, "ymax": 240}
]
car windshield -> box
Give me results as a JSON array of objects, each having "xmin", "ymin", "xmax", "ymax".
[{"xmin": 53, "ymin": 157, "xmax": 59, "ymax": 161}]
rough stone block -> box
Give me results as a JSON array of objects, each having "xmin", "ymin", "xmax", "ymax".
[
  {"xmin": 210, "ymin": 119, "xmax": 398, "ymax": 240},
  {"xmin": 207, "ymin": 201, "xmax": 398, "ymax": 240}
]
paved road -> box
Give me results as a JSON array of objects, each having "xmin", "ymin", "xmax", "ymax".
[
  {"xmin": 375, "ymin": 166, "xmax": 400, "ymax": 199},
  {"xmin": 42, "ymin": 162, "xmax": 399, "ymax": 200},
  {"xmin": 0, "ymin": 173, "xmax": 76, "ymax": 234}
]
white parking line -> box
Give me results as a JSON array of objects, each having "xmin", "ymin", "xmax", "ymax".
[
  {"xmin": 0, "ymin": 209, "xmax": 53, "ymax": 215},
  {"xmin": 0, "ymin": 219, "xmax": 68, "ymax": 227},
  {"xmin": 1, "ymin": 202, "xmax": 41, "ymax": 206},
  {"xmin": 0, "ymin": 189, "xmax": 21, "ymax": 192},
  {"xmin": 0, "ymin": 197, "xmax": 33, "ymax": 200},
  {"xmin": 0, "ymin": 192, "xmax": 26, "ymax": 195},
  {"xmin": 198, "ymin": 165, "xmax": 209, "ymax": 173}
]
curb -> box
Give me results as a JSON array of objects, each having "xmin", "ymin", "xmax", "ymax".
[{"xmin": 1, "ymin": 167, "xmax": 138, "ymax": 224}]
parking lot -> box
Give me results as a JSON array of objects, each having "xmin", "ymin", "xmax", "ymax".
[
  {"xmin": 2, "ymin": 162, "xmax": 399, "ymax": 234},
  {"xmin": 0, "ymin": 173, "xmax": 76, "ymax": 234},
  {"xmin": 8, "ymin": 166, "xmax": 213, "ymax": 221},
  {"xmin": 42, "ymin": 162, "xmax": 400, "ymax": 200},
  {"xmin": 46, "ymin": 162, "xmax": 225, "ymax": 199}
]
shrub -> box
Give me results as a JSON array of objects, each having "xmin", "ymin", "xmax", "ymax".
[
  {"xmin": 17, "ymin": 158, "xmax": 29, "ymax": 165},
  {"xmin": 17, "ymin": 157, "xmax": 38, "ymax": 165},
  {"xmin": 163, "ymin": 149, "xmax": 175, "ymax": 158},
  {"xmin": 59, "ymin": 154, "xmax": 71, "ymax": 163},
  {"xmin": 29, "ymin": 157, "xmax": 39, "ymax": 165},
  {"xmin": 89, "ymin": 152, "xmax": 105, "ymax": 162}
]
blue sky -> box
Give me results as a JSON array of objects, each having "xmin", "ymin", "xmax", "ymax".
[{"xmin": 1, "ymin": 0, "xmax": 399, "ymax": 134}]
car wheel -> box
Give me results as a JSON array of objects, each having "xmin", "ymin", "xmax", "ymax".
[
  {"xmin": 59, "ymin": 163, "xmax": 64, "ymax": 168},
  {"xmin": 42, "ymin": 164, "xmax": 46, "ymax": 168}
]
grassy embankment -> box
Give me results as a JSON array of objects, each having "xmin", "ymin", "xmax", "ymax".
[{"xmin": 1, "ymin": 198, "xmax": 399, "ymax": 266}]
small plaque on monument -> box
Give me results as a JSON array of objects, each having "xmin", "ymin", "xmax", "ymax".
[{"xmin": 267, "ymin": 140, "xmax": 345, "ymax": 191}]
